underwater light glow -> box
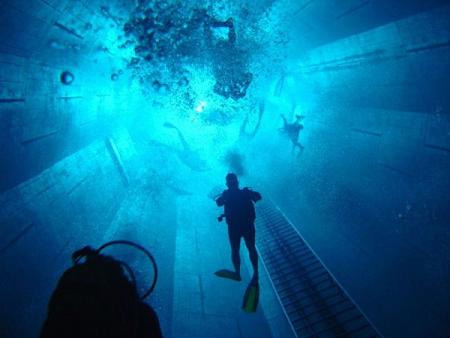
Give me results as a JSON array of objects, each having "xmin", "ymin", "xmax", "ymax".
[{"xmin": 195, "ymin": 101, "xmax": 208, "ymax": 113}]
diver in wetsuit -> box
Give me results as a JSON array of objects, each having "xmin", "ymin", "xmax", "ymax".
[
  {"xmin": 204, "ymin": 16, "xmax": 252, "ymax": 100},
  {"xmin": 216, "ymin": 173, "xmax": 261, "ymax": 284},
  {"xmin": 280, "ymin": 113, "xmax": 305, "ymax": 153}
]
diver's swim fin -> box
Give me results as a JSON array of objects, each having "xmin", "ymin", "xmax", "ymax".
[
  {"xmin": 214, "ymin": 269, "xmax": 242, "ymax": 281},
  {"xmin": 163, "ymin": 122, "xmax": 177, "ymax": 129},
  {"xmin": 242, "ymin": 282, "xmax": 260, "ymax": 313}
]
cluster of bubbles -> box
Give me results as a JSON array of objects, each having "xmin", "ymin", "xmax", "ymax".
[{"xmin": 122, "ymin": 0, "xmax": 253, "ymax": 100}]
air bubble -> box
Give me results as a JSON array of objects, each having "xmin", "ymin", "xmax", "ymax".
[{"xmin": 60, "ymin": 71, "xmax": 75, "ymax": 85}]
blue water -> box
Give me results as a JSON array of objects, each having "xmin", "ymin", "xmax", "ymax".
[{"xmin": 0, "ymin": 0, "xmax": 449, "ymax": 337}]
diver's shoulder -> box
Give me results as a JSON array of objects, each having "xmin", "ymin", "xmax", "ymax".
[
  {"xmin": 221, "ymin": 189, "xmax": 231, "ymax": 196},
  {"xmin": 242, "ymin": 187, "xmax": 257, "ymax": 195},
  {"xmin": 242, "ymin": 187, "xmax": 262, "ymax": 199}
]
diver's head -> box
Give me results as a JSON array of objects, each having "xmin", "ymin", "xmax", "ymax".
[{"xmin": 226, "ymin": 173, "xmax": 239, "ymax": 189}]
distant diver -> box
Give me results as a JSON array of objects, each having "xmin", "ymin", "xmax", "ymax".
[
  {"xmin": 144, "ymin": 169, "xmax": 192, "ymax": 203},
  {"xmin": 280, "ymin": 108, "xmax": 305, "ymax": 154},
  {"xmin": 40, "ymin": 240, "xmax": 162, "ymax": 338},
  {"xmin": 214, "ymin": 173, "xmax": 261, "ymax": 285},
  {"xmin": 239, "ymin": 101, "xmax": 265, "ymax": 140},
  {"xmin": 162, "ymin": 122, "xmax": 209, "ymax": 171},
  {"xmin": 207, "ymin": 16, "xmax": 253, "ymax": 100}
]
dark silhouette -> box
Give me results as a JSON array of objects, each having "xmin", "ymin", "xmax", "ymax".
[
  {"xmin": 239, "ymin": 101, "xmax": 265, "ymax": 140},
  {"xmin": 40, "ymin": 241, "xmax": 162, "ymax": 338},
  {"xmin": 60, "ymin": 71, "xmax": 75, "ymax": 85},
  {"xmin": 215, "ymin": 173, "xmax": 262, "ymax": 284},
  {"xmin": 280, "ymin": 113, "xmax": 305, "ymax": 153}
]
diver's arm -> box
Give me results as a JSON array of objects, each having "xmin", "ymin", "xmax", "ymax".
[
  {"xmin": 243, "ymin": 188, "xmax": 262, "ymax": 202},
  {"xmin": 216, "ymin": 191, "xmax": 227, "ymax": 206},
  {"xmin": 251, "ymin": 191, "xmax": 262, "ymax": 202}
]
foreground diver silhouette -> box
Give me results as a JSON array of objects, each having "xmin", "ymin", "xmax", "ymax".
[
  {"xmin": 280, "ymin": 112, "xmax": 305, "ymax": 154},
  {"xmin": 40, "ymin": 241, "xmax": 162, "ymax": 338},
  {"xmin": 215, "ymin": 173, "xmax": 261, "ymax": 285}
]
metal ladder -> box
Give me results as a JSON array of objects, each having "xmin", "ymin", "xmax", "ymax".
[{"xmin": 255, "ymin": 200, "xmax": 382, "ymax": 338}]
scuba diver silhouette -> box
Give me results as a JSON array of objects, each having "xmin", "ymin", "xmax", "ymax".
[
  {"xmin": 280, "ymin": 112, "xmax": 305, "ymax": 154},
  {"xmin": 40, "ymin": 240, "xmax": 162, "ymax": 338},
  {"xmin": 215, "ymin": 173, "xmax": 261, "ymax": 285}
]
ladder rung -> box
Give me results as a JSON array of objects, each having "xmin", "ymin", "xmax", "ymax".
[
  {"xmin": 294, "ymin": 304, "xmax": 356, "ymax": 330},
  {"xmin": 303, "ymin": 313, "xmax": 363, "ymax": 337},
  {"xmin": 264, "ymin": 253, "xmax": 318, "ymax": 272},
  {"xmin": 272, "ymin": 269, "xmax": 330, "ymax": 288},
  {"xmin": 335, "ymin": 322, "xmax": 371, "ymax": 337},
  {"xmin": 285, "ymin": 292, "xmax": 346, "ymax": 314},
  {"xmin": 272, "ymin": 266, "xmax": 329, "ymax": 285},
  {"xmin": 279, "ymin": 282, "xmax": 339, "ymax": 305},
  {"xmin": 260, "ymin": 244, "xmax": 311, "ymax": 260},
  {"xmin": 277, "ymin": 274, "xmax": 330, "ymax": 295},
  {"xmin": 267, "ymin": 264, "xmax": 324, "ymax": 275}
]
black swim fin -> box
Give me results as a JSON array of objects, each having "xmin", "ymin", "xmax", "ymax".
[
  {"xmin": 242, "ymin": 282, "xmax": 260, "ymax": 313},
  {"xmin": 163, "ymin": 122, "xmax": 177, "ymax": 129},
  {"xmin": 214, "ymin": 269, "xmax": 242, "ymax": 281}
]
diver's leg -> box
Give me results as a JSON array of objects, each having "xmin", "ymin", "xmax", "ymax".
[
  {"xmin": 291, "ymin": 142, "xmax": 296, "ymax": 155},
  {"xmin": 228, "ymin": 225, "xmax": 241, "ymax": 278},
  {"xmin": 249, "ymin": 102, "xmax": 265, "ymax": 138},
  {"xmin": 244, "ymin": 224, "xmax": 258, "ymax": 283},
  {"xmin": 239, "ymin": 114, "xmax": 249, "ymax": 138},
  {"xmin": 295, "ymin": 141, "xmax": 305, "ymax": 153},
  {"xmin": 281, "ymin": 114, "xmax": 288, "ymax": 128}
]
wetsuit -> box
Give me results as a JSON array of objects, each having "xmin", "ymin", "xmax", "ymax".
[
  {"xmin": 216, "ymin": 187, "xmax": 262, "ymax": 279},
  {"xmin": 281, "ymin": 115, "xmax": 304, "ymax": 151}
]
